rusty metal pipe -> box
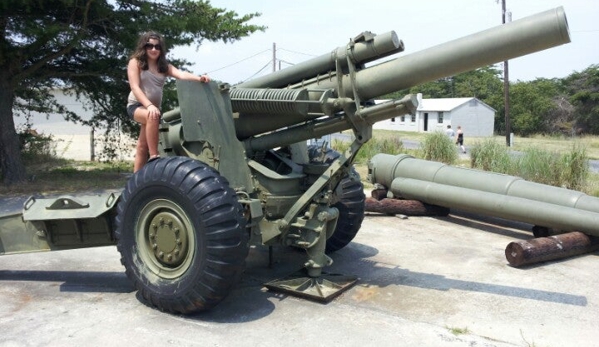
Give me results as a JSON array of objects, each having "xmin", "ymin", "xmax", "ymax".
[{"xmin": 505, "ymin": 232, "xmax": 599, "ymax": 267}]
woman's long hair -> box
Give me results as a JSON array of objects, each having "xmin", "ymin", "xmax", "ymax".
[{"xmin": 129, "ymin": 31, "xmax": 169, "ymax": 73}]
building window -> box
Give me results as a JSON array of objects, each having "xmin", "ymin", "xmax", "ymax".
[
  {"xmin": 391, "ymin": 117, "xmax": 395, "ymax": 122},
  {"xmin": 411, "ymin": 114, "xmax": 416, "ymax": 122},
  {"xmin": 438, "ymin": 112, "xmax": 444, "ymax": 123},
  {"xmin": 400, "ymin": 115, "xmax": 405, "ymax": 122}
]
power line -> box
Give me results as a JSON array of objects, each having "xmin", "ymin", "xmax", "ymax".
[
  {"xmin": 277, "ymin": 47, "xmax": 317, "ymax": 58},
  {"xmin": 207, "ymin": 46, "xmax": 316, "ymax": 76},
  {"xmin": 205, "ymin": 49, "xmax": 271, "ymax": 74},
  {"xmin": 242, "ymin": 60, "xmax": 273, "ymax": 83}
]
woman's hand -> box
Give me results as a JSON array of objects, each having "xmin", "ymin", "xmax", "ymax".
[
  {"xmin": 147, "ymin": 104, "xmax": 161, "ymax": 120},
  {"xmin": 199, "ymin": 75, "xmax": 211, "ymax": 83}
]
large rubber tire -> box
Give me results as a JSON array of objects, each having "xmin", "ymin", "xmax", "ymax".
[
  {"xmin": 115, "ymin": 157, "xmax": 248, "ymax": 314},
  {"xmin": 307, "ymin": 145, "xmax": 366, "ymax": 253}
]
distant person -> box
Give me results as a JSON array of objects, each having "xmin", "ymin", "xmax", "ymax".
[
  {"xmin": 445, "ymin": 124, "xmax": 455, "ymax": 139},
  {"xmin": 456, "ymin": 125, "xmax": 466, "ymax": 153},
  {"xmin": 127, "ymin": 31, "xmax": 211, "ymax": 172}
]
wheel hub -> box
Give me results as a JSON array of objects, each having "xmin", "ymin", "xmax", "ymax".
[{"xmin": 149, "ymin": 211, "xmax": 188, "ymax": 267}]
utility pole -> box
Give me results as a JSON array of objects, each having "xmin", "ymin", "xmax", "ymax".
[
  {"xmin": 272, "ymin": 42, "xmax": 277, "ymax": 72},
  {"xmin": 501, "ymin": 0, "xmax": 511, "ymax": 146}
]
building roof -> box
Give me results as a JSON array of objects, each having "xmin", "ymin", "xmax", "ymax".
[
  {"xmin": 417, "ymin": 97, "xmax": 474, "ymax": 111},
  {"xmin": 375, "ymin": 96, "xmax": 496, "ymax": 112}
]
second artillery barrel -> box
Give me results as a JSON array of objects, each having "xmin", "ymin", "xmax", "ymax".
[
  {"xmin": 305, "ymin": 7, "xmax": 570, "ymax": 101},
  {"xmin": 231, "ymin": 7, "xmax": 570, "ymax": 140},
  {"xmin": 368, "ymin": 153, "xmax": 599, "ymax": 237}
]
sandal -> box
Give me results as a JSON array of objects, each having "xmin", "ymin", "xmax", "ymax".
[{"xmin": 148, "ymin": 155, "xmax": 160, "ymax": 162}]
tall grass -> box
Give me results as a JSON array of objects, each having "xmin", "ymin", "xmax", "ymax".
[
  {"xmin": 517, "ymin": 148, "xmax": 564, "ymax": 187},
  {"xmin": 470, "ymin": 139, "xmax": 589, "ymax": 191},
  {"xmin": 418, "ymin": 131, "xmax": 458, "ymax": 164},
  {"xmin": 469, "ymin": 138, "xmax": 515, "ymax": 174},
  {"xmin": 331, "ymin": 137, "xmax": 405, "ymax": 164},
  {"xmin": 560, "ymin": 142, "xmax": 589, "ymax": 191}
]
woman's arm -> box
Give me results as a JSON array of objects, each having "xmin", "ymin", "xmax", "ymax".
[{"xmin": 168, "ymin": 64, "xmax": 210, "ymax": 83}]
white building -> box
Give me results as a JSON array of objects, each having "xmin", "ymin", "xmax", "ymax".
[{"xmin": 373, "ymin": 94, "xmax": 496, "ymax": 137}]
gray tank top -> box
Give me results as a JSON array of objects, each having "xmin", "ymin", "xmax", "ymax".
[{"xmin": 127, "ymin": 69, "xmax": 167, "ymax": 108}]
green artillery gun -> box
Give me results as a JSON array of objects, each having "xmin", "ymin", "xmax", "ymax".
[{"xmin": 0, "ymin": 8, "xmax": 570, "ymax": 313}]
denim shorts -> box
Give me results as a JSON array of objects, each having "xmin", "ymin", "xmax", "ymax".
[{"xmin": 127, "ymin": 102, "xmax": 142, "ymax": 119}]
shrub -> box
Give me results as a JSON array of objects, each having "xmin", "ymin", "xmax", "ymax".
[
  {"xmin": 516, "ymin": 147, "xmax": 562, "ymax": 186},
  {"xmin": 471, "ymin": 139, "xmax": 589, "ymax": 191},
  {"xmin": 470, "ymin": 139, "xmax": 514, "ymax": 174},
  {"xmin": 558, "ymin": 143, "xmax": 589, "ymax": 191},
  {"xmin": 18, "ymin": 129, "xmax": 57, "ymax": 163},
  {"xmin": 331, "ymin": 136, "xmax": 404, "ymax": 164},
  {"xmin": 418, "ymin": 131, "xmax": 457, "ymax": 164}
]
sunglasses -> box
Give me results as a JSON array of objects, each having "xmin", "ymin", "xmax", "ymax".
[{"xmin": 144, "ymin": 43, "xmax": 162, "ymax": 51}]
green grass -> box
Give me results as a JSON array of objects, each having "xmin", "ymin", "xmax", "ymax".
[
  {"xmin": 331, "ymin": 136, "xmax": 405, "ymax": 165},
  {"xmin": 417, "ymin": 130, "xmax": 458, "ymax": 164},
  {"xmin": 470, "ymin": 139, "xmax": 590, "ymax": 192},
  {"xmin": 446, "ymin": 326, "xmax": 470, "ymax": 336},
  {"xmin": 4, "ymin": 129, "xmax": 599, "ymax": 197},
  {"xmin": 0, "ymin": 158, "xmax": 131, "ymax": 197},
  {"xmin": 469, "ymin": 138, "xmax": 515, "ymax": 174},
  {"xmin": 364, "ymin": 130, "xmax": 599, "ymax": 160},
  {"xmin": 339, "ymin": 130, "xmax": 598, "ymax": 196}
]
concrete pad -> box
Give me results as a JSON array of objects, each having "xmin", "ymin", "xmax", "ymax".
[{"xmin": 0, "ymin": 206, "xmax": 597, "ymax": 346}]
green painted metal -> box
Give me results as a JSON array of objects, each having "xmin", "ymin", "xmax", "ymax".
[
  {"xmin": 159, "ymin": 81, "xmax": 254, "ymax": 192},
  {"xmin": 238, "ymin": 31, "xmax": 404, "ymax": 89},
  {"xmin": 368, "ymin": 154, "xmax": 599, "ymax": 237},
  {"xmin": 3, "ymin": 6, "xmax": 572, "ymax": 262},
  {"xmin": 0, "ymin": 6, "xmax": 574, "ymax": 311},
  {"xmin": 230, "ymin": 7, "xmax": 569, "ymax": 142},
  {"xmin": 302, "ymin": 7, "xmax": 570, "ymax": 101},
  {"xmin": 0, "ymin": 212, "xmax": 51, "ymax": 254},
  {"xmin": 243, "ymin": 95, "xmax": 418, "ymax": 152},
  {"xmin": 134, "ymin": 199, "xmax": 196, "ymax": 279},
  {"xmin": 0, "ymin": 192, "xmax": 119, "ymax": 254}
]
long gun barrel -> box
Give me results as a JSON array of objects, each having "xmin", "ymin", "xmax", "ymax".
[
  {"xmin": 231, "ymin": 7, "xmax": 570, "ymax": 144},
  {"xmin": 303, "ymin": 7, "xmax": 570, "ymax": 100},
  {"xmin": 238, "ymin": 31, "xmax": 405, "ymax": 89},
  {"xmin": 368, "ymin": 154, "xmax": 599, "ymax": 237}
]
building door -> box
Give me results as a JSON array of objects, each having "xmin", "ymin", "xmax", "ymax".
[{"xmin": 423, "ymin": 112, "xmax": 429, "ymax": 131}]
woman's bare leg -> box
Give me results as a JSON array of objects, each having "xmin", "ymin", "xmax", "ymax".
[
  {"xmin": 134, "ymin": 125, "xmax": 149, "ymax": 172},
  {"xmin": 133, "ymin": 107, "xmax": 160, "ymax": 172}
]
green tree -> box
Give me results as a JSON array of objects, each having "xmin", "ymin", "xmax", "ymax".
[
  {"xmin": 509, "ymin": 78, "xmax": 560, "ymax": 136},
  {"xmin": 1, "ymin": 0, "xmax": 264, "ymax": 184},
  {"xmin": 564, "ymin": 65, "xmax": 599, "ymax": 134},
  {"xmin": 407, "ymin": 77, "xmax": 453, "ymax": 98},
  {"xmin": 384, "ymin": 66, "xmax": 502, "ymax": 103}
]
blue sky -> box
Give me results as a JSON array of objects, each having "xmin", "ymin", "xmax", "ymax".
[{"xmin": 171, "ymin": 0, "xmax": 598, "ymax": 84}]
